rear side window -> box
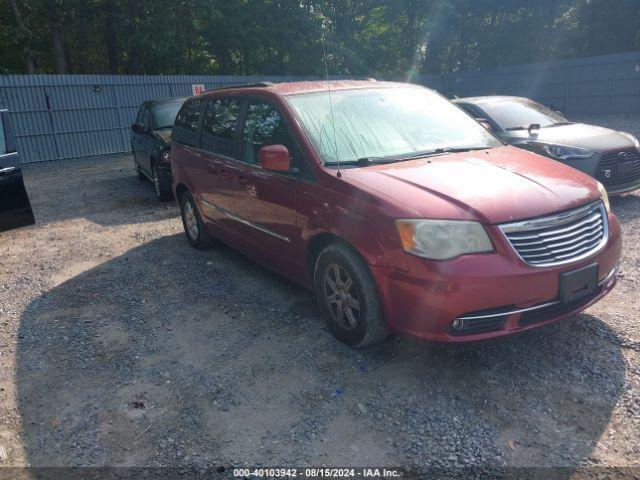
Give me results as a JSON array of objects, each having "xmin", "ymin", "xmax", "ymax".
[
  {"xmin": 175, "ymin": 99, "xmax": 202, "ymax": 132},
  {"xmin": 201, "ymin": 97, "xmax": 241, "ymax": 157},
  {"xmin": 172, "ymin": 99, "xmax": 203, "ymax": 146}
]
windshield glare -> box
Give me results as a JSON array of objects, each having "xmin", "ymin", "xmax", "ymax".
[
  {"xmin": 152, "ymin": 100, "xmax": 184, "ymax": 129},
  {"xmin": 287, "ymin": 87, "xmax": 501, "ymax": 165},
  {"xmin": 479, "ymin": 99, "xmax": 567, "ymax": 130}
]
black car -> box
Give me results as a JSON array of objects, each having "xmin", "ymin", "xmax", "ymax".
[
  {"xmin": 454, "ymin": 96, "xmax": 640, "ymax": 195},
  {"xmin": 0, "ymin": 109, "xmax": 35, "ymax": 233},
  {"xmin": 131, "ymin": 97, "xmax": 186, "ymax": 201}
]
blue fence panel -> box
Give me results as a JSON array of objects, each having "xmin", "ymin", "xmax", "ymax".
[{"xmin": 0, "ymin": 74, "xmax": 328, "ymax": 163}]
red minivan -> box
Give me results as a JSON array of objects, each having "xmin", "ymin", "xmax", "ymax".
[{"xmin": 171, "ymin": 81, "xmax": 622, "ymax": 347}]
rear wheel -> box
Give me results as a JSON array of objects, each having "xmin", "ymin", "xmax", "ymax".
[
  {"xmin": 153, "ymin": 165, "xmax": 173, "ymax": 202},
  {"xmin": 179, "ymin": 191, "xmax": 216, "ymax": 249},
  {"xmin": 134, "ymin": 159, "xmax": 145, "ymax": 181},
  {"xmin": 314, "ymin": 243, "xmax": 389, "ymax": 347}
]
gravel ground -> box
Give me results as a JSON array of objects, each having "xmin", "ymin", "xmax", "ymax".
[{"xmin": 0, "ymin": 154, "xmax": 639, "ymax": 478}]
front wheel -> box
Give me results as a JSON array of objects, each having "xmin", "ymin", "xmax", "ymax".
[
  {"xmin": 314, "ymin": 243, "xmax": 389, "ymax": 347},
  {"xmin": 179, "ymin": 191, "xmax": 216, "ymax": 249}
]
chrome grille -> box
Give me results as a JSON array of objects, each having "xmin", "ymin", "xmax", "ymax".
[
  {"xmin": 499, "ymin": 202, "xmax": 608, "ymax": 267},
  {"xmin": 596, "ymin": 148, "xmax": 640, "ymax": 188}
]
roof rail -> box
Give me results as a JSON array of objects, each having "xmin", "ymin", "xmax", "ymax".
[{"xmin": 206, "ymin": 82, "xmax": 275, "ymax": 92}]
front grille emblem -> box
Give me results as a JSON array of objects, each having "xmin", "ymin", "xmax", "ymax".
[
  {"xmin": 604, "ymin": 169, "xmax": 611, "ymax": 178},
  {"xmin": 618, "ymin": 151, "xmax": 630, "ymax": 161}
]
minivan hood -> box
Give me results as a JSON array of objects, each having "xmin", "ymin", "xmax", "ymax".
[
  {"xmin": 505, "ymin": 123, "xmax": 635, "ymax": 152},
  {"xmin": 346, "ymin": 146, "xmax": 601, "ymax": 224}
]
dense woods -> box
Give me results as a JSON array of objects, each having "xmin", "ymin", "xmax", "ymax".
[{"xmin": 1, "ymin": 0, "xmax": 640, "ymax": 76}]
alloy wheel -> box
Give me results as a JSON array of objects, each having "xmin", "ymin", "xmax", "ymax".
[
  {"xmin": 323, "ymin": 263, "xmax": 360, "ymax": 330},
  {"xmin": 183, "ymin": 200, "xmax": 199, "ymax": 240}
]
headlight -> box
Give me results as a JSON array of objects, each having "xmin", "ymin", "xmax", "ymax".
[
  {"xmin": 596, "ymin": 181, "xmax": 610, "ymax": 214},
  {"xmin": 532, "ymin": 142, "xmax": 594, "ymax": 160},
  {"xmin": 161, "ymin": 150, "xmax": 171, "ymax": 163},
  {"xmin": 620, "ymin": 132, "xmax": 640, "ymax": 150},
  {"xmin": 395, "ymin": 219, "xmax": 493, "ymax": 260}
]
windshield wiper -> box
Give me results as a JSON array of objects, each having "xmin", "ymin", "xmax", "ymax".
[
  {"xmin": 326, "ymin": 146, "xmax": 489, "ymax": 167},
  {"xmin": 391, "ymin": 146, "xmax": 489, "ymax": 161},
  {"xmin": 545, "ymin": 121, "xmax": 573, "ymax": 127}
]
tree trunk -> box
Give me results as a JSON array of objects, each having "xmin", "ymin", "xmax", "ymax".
[
  {"xmin": 9, "ymin": 0, "xmax": 35, "ymax": 73},
  {"xmin": 103, "ymin": 0, "xmax": 120, "ymax": 73},
  {"xmin": 127, "ymin": 0, "xmax": 141, "ymax": 73},
  {"xmin": 46, "ymin": 2, "xmax": 68, "ymax": 73}
]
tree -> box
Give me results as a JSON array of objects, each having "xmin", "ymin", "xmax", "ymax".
[{"xmin": 0, "ymin": 0, "xmax": 638, "ymax": 76}]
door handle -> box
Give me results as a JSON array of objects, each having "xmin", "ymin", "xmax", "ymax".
[
  {"xmin": 0, "ymin": 166, "xmax": 16, "ymax": 175},
  {"xmin": 237, "ymin": 175, "xmax": 248, "ymax": 185},
  {"xmin": 220, "ymin": 170, "xmax": 232, "ymax": 179}
]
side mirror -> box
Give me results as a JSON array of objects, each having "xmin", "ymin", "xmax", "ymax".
[
  {"xmin": 131, "ymin": 123, "xmax": 146, "ymax": 134},
  {"xmin": 259, "ymin": 144, "xmax": 291, "ymax": 172},
  {"xmin": 476, "ymin": 118, "xmax": 493, "ymax": 131}
]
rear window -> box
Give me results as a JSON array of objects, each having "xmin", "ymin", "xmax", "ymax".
[
  {"xmin": 175, "ymin": 99, "xmax": 202, "ymax": 132},
  {"xmin": 172, "ymin": 99, "xmax": 203, "ymax": 146},
  {"xmin": 201, "ymin": 97, "xmax": 241, "ymax": 157}
]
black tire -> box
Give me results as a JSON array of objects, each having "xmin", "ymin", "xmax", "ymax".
[
  {"xmin": 135, "ymin": 159, "xmax": 145, "ymax": 181},
  {"xmin": 179, "ymin": 191, "xmax": 216, "ymax": 249},
  {"xmin": 314, "ymin": 243, "xmax": 389, "ymax": 347},
  {"xmin": 153, "ymin": 164, "xmax": 173, "ymax": 202}
]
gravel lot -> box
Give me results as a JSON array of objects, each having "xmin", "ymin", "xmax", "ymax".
[{"xmin": 0, "ymin": 154, "xmax": 639, "ymax": 477}]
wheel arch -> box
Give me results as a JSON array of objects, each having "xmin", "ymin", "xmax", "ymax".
[{"xmin": 305, "ymin": 232, "xmax": 375, "ymax": 286}]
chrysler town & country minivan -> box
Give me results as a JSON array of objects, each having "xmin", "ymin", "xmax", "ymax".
[{"xmin": 171, "ymin": 81, "xmax": 621, "ymax": 347}]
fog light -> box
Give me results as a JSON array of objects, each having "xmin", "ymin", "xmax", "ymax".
[{"xmin": 452, "ymin": 318, "xmax": 464, "ymax": 330}]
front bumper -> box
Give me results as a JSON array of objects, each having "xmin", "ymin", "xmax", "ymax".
[
  {"xmin": 560, "ymin": 152, "xmax": 640, "ymax": 196},
  {"xmin": 371, "ymin": 213, "xmax": 622, "ymax": 342}
]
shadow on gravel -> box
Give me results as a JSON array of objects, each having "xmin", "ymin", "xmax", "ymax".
[
  {"xmin": 16, "ymin": 234, "xmax": 626, "ymax": 475},
  {"xmin": 22, "ymin": 155, "xmax": 178, "ymax": 227}
]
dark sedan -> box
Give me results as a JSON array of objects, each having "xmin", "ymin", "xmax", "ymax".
[
  {"xmin": 0, "ymin": 109, "xmax": 34, "ymax": 233},
  {"xmin": 454, "ymin": 96, "xmax": 640, "ymax": 195},
  {"xmin": 131, "ymin": 97, "xmax": 186, "ymax": 201}
]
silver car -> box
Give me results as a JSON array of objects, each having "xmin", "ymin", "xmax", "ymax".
[{"xmin": 454, "ymin": 96, "xmax": 640, "ymax": 195}]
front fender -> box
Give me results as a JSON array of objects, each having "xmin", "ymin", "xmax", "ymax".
[{"xmin": 298, "ymin": 186, "xmax": 405, "ymax": 270}]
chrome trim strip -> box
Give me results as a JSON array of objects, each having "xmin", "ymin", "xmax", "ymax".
[
  {"xmin": 500, "ymin": 201, "xmax": 602, "ymax": 233},
  {"xmin": 458, "ymin": 302, "xmax": 560, "ymax": 321},
  {"xmin": 0, "ymin": 166, "xmax": 16, "ymax": 174},
  {"xmin": 200, "ymin": 198, "xmax": 292, "ymax": 243},
  {"xmin": 457, "ymin": 264, "xmax": 617, "ymax": 321},
  {"xmin": 499, "ymin": 202, "xmax": 609, "ymax": 268}
]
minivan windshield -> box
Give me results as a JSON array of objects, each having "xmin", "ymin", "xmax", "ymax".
[
  {"xmin": 152, "ymin": 100, "xmax": 184, "ymax": 130},
  {"xmin": 478, "ymin": 99, "xmax": 568, "ymax": 130},
  {"xmin": 287, "ymin": 87, "xmax": 501, "ymax": 165}
]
